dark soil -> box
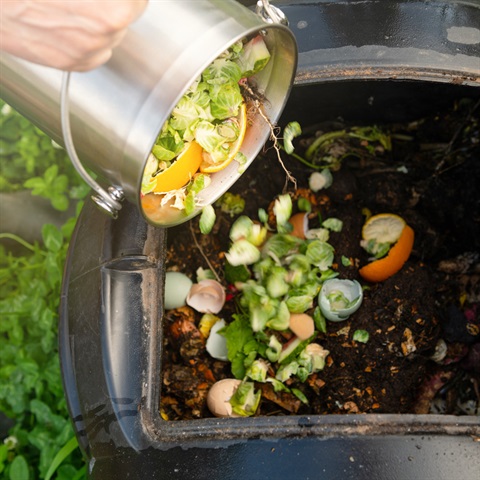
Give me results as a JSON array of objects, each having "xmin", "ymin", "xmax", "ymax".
[{"xmin": 160, "ymin": 98, "xmax": 480, "ymax": 420}]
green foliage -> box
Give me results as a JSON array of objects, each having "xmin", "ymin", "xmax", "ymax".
[
  {"xmin": 0, "ymin": 101, "xmax": 90, "ymax": 209},
  {"xmin": 0, "ymin": 103, "xmax": 88, "ymax": 478}
]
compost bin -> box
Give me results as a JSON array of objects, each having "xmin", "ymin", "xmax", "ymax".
[{"xmin": 59, "ymin": 1, "xmax": 480, "ymax": 478}]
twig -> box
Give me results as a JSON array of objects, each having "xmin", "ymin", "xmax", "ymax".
[
  {"xmin": 434, "ymin": 98, "xmax": 480, "ymax": 175},
  {"xmin": 242, "ymin": 83, "xmax": 297, "ymax": 192},
  {"xmin": 189, "ymin": 221, "xmax": 222, "ymax": 282}
]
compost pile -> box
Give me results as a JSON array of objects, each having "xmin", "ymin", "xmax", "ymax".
[{"xmin": 160, "ymin": 98, "xmax": 480, "ymax": 420}]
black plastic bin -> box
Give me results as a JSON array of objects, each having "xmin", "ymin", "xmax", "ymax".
[{"xmin": 60, "ymin": 1, "xmax": 480, "ymax": 479}]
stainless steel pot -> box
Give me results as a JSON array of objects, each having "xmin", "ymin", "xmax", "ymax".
[{"xmin": 0, "ymin": 0, "xmax": 297, "ymax": 226}]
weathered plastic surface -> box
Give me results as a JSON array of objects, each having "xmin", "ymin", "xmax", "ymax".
[{"xmin": 60, "ymin": 1, "xmax": 480, "ymax": 479}]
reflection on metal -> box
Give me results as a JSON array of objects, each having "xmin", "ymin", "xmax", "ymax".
[{"xmin": 61, "ymin": 71, "xmax": 124, "ymax": 218}]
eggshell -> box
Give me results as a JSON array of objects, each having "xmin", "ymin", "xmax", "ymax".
[
  {"xmin": 306, "ymin": 343, "xmax": 326, "ymax": 356},
  {"xmin": 289, "ymin": 313, "xmax": 315, "ymax": 340},
  {"xmin": 164, "ymin": 272, "xmax": 193, "ymax": 310},
  {"xmin": 186, "ymin": 279, "xmax": 226, "ymax": 314},
  {"xmin": 206, "ymin": 319, "xmax": 228, "ymax": 361},
  {"xmin": 207, "ymin": 379, "xmax": 242, "ymax": 418},
  {"xmin": 318, "ymin": 278, "xmax": 363, "ymax": 322}
]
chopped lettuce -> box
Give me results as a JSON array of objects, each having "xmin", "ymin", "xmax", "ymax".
[
  {"xmin": 202, "ymin": 58, "xmax": 242, "ymax": 87},
  {"xmin": 217, "ymin": 192, "xmax": 245, "ymax": 217},
  {"xmin": 322, "ymin": 218, "xmax": 343, "ymax": 232},
  {"xmin": 236, "ymin": 35, "xmax": 271, "ymax": 77},
  {"xmin": 246, "ymin": 359, "xmax": 269, "ymax": 382},
  {"xmin": 230, "ymin": 215, "xmax": 254, "ymax": 242},
  {"xmin": 199, "ymin": 205, "xmax": 216, "ymax": 234},
  {"xmin": 229, "ymin": 381, "xmax": 261, "ymax": 417},
  {"xmin": 273, "ymin": 193, "xmax": 293, "ymax": 230},
  {"xmin": 353, "ymin": 329, "xmax": 370, "ymax": 343},
  {"xmin": 283, "ymin": 121, "xmax": 302, "ymax": 154},
  {"xmin": 209, "ymin": 84, "xmax": 243, "ymax": 120},
  {"xmin": 265, "ymin": 335, "xmax": 283, "ymax": 362},
  {"xmin": 305, "ymin": 240, "xmax": 335, "ymax": 271},
  {"xmin": 226, "ymin": 238, "xmax": 261, "ymax": 266},
  {"xmin": 265, "ymin": 300, "xmax": 290, "ymax": 331}
]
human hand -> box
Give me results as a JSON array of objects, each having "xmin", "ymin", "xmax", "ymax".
[{"xmin": 0, "ymin": 0, "xmax": 148, "ymax": 71}]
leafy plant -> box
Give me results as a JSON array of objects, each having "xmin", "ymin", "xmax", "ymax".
[
  {"xmin": 0, "ymin": 102, "xmax": 88, "ymax": 479},
  {"xmin": 0, "ymin": 101, "xmax": 89, "ymax": 209},
  {"xmin": 282, "ymin": 121, "xmax": 392, "ymax": 171}
]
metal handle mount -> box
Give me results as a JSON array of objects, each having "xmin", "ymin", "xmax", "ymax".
[
  {"xmin": 256, "ymin": 0, "xmax": 288, "ymax": 26},
  {"xmin": 60, "ymin": 72, "xmax": 124, "ymax": 219}
]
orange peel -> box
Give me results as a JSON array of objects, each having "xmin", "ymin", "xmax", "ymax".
[
  {"xmin": 362, "ymin": 213, "xmax": 406, "ymax": 244},
  {"xmin": 359, "ymin": 224, "xmax": 415, "ymax": 282},
  {"xmin": 199, "ymin": 103, "xmax": 247, "ymax": 174},
  {"xmin": 152, "ymin": 140, "xmax": 203, "ymax": 193}
]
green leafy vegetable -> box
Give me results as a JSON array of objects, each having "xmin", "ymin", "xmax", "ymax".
[
  {"xmin": 285, "ymin": 294, "xmax": 313, "ymax": 313},
  {"xmin": 322, "ymin": 218, "xmax": 343, "ymax": 232},
  {"xmin": 305, "ymin": 240, "xmax": 335, "ymax": 271},
  {"xmin": 327, "ymin": 290, "xmax": 359, "ymax": 311},
  {"xmin": 221, "ymin": 315, "xmax": 258, "ymax": 378},
  {"xmin": 229, "ymin": 381, "xmax": 261, "ymax": 417},
  {"xmin": 236, "ymin": 35, "xmax": 271, "ymax": 77},
  {"xmin": 265, "ymin": 335, "xmax": 282, "ymax": 362},
  {"xmin": 353, "ymin": 330, "xmax": 370, "ymax": 343},
  {"xmin": 216, "ymin": 192, "xmax": 245, "ymax": 217},
  {"xmin": 224, "ymin": 261, "xmax": 251, "ymax": 284},
  {"xmin": 283, "ymin": 121, "xmax": 302, "ymax": 154},
  {"xmin": 225, "ymin": 238, "xmax": 261, "ymax": 266},
  {"xmin": 360, "ymin": 238, "xmax": 391, "ymax": 259},
  {"xmin": 308, "ymin": 169, "xmax": 333, "ymax": 191},
  {"xmin": 313, "ymin": 306, "xmax": 327, "ymax": 333},
  {"xmin": 199, "ymin": 205, "xmax": 216, "ymax": 234},
  {"xmin": 275, "ymin": 361, "xmax": 299, "ymax": 382},
  {"xmin": 229, "ymin": 215, "xmax": 255, "ymax": 242},
  {"xmin": 273, "ymin": 193, "xmax": 292, "ymax": 230},
  {"xmin": 245, "ymin": 359, "xmax": 269, "ymax": 382},
  {"xmin": 291, "ymin": 388, "xmax": 309, "ymax": 405},
  {"xmin": 265, "ymin": 300, "xmax": 290, "ymax": 331},
  {"xmin": 143, "ymin": 35, "xmax": 272, "ymax": 212},
  {"xmin": 297, "ymin": 197, "xmax": 311, "ymax": 213}
]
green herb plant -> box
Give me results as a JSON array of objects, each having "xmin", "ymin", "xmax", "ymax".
[
  {"xmin": 283, "ymin": 121, "xmax": 391, "ymax": 171},
  {"xmin": 0, "ymin": 102, "xmax": 90, "ymax": 210},
  {"xmin": 0, "ymin": 101, "xmax": 88, "ymax": 479}
]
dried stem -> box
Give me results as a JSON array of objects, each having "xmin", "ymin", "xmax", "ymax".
[
  {"xmin": 243, "ymin": 83, "xmax": 297, "ymax": 192},
  {"xmin": 189, "ymin": 221, "xmax": 222, "ymax": 282},
  {"xmin": 434, "ymin": 98, "xmax": 480, "ymax": 175}
]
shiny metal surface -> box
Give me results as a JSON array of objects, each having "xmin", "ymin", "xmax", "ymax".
[{"xmin": 0, "ymin": 0, "xmax": 297, "ymax": 226}]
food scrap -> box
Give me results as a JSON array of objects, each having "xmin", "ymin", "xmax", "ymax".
[
  {"xmin": 141, "ymin": 35, "xmax": 272, "ymax": 216},
  {"xmin": 160, "ymin": 99, "xmax": 479, "ymax": 420},
  {"xmin": 359, "ymin": 213, "xmax": 414, "ymax": 282}
]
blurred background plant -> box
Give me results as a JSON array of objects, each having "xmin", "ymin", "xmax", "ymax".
[{"xmin": 0, "ymin": 99, "xmax": 89, "ymax": 479}]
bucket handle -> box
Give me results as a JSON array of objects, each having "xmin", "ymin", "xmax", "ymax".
[
  {"xmin": 256, "ymin": 0, "xmax": 288, "ymax": 26},
  {"xmin": 60, "ymin": 71, "xmax": 124, "ymax": 219},
  {"xmin": 59, "ymin": 1, "xmax": 287, "ymax": 220}
]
